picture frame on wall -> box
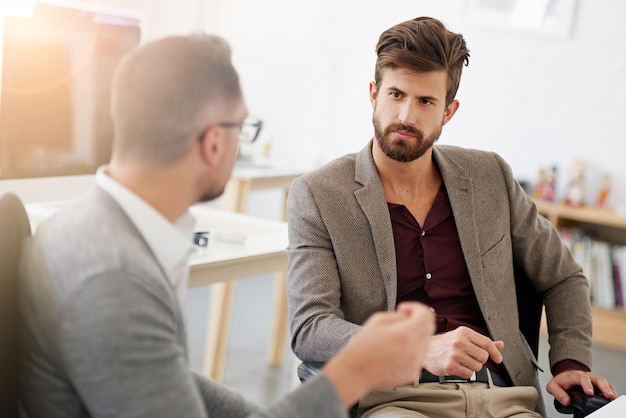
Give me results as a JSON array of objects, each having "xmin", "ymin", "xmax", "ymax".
[{"xmin": 464, "ymin": 0, "xmax": 578, "ymax": 39}]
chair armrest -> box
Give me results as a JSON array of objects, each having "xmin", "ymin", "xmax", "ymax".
[
  {"xmin": 554, "ymin": 386, "xmax": 612, "ymax": 417},
  {"xmin": 296, "ymin": 361, "xmax": 325, "ymax": 382}
]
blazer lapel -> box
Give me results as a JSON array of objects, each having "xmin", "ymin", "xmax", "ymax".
[
  {"xmin": 433, "ymin": 147, "xmax": 489, "ymax": 307},
  {"xmin": 354, "ymin": 141, "xmax": 398, "ymax": 311},
  {"xmin": 94, "ymin": 187, "xmax": 189, "ymax": 350}
]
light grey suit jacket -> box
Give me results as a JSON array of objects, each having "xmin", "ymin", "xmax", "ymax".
[
  {"xmin": 287, "ymin": 141, "xmax": 593, "ymax": 416},
  {"xmin": 19, "ymin": 186, "xmax": 345, "ymax": 418}
]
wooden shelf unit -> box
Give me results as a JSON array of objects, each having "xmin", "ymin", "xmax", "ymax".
[{"xmin": 535, "ymin": 201, "xmax": 626, "ymax": 351}]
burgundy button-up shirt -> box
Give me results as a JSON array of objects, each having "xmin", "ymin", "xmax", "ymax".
[
  {"xmin": 389, "ymin": 184, "xmax": 506, "ymax": 376},
  {"xmin": 389, "ymin": 183, "xmax": 585, "ymax": 378}
]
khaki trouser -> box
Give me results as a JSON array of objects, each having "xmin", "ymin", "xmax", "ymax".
[{"xmin": 358, "ymin": 376, "xmax": 542, "ymax": 418}]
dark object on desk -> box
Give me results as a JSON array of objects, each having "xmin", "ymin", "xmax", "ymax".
[
  {"xmin": 194, "ymin": 231, "xmax": 210, "ymax": 247},
  {"xmin": 0, "ymin": 193, "xmax": 32, "ymax": 418},
  {"xmin": 555, "ymin": 386, "xmax": 612, "ymax": 418}
]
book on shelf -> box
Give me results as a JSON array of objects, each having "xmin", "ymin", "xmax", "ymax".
[
  {"xmin": 559, "ymin": 227, "xmax": 623, "ymax": 311},
  {"xmin": 611, "ymin": 246, "xmax": 626, "ymax": 309},
  {"xmin": 590, "ymin": 241, "xmax": 616, "ymax": 310}
]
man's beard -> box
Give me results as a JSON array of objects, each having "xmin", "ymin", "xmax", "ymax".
[{"xmin": 373, "ymin": 117, "xmax": 442, "ymax": 163}]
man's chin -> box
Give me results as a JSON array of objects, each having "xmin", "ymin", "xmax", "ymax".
[{"xmin": 199, "ymin": 189, "xmax": 223, "ymax": 204}]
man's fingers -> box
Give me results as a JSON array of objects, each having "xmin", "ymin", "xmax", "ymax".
[
  {"xmin": 396, "ymin": 301, "xmax": 431, "ymax": 318},
  {"xmin": 548, "ymin": 371, "xmax": 619, "ymax": 408},
  {"xmin": 546, "ymin": 380, "xmax": 571, "ymax": 406},
  {"xmin": 589, "ymin": 375, "xmax": 617, "ymax": 399},
  {"xmin": 461, "ymin": 328, "xmax": 504, "ymax": 365},
  {"xmin": 490, "ymin": 340, "xmax": 504, "ymax": 363}
]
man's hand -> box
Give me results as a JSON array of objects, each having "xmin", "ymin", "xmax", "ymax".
[
  {"xmin": 323, "ymin": 302, "xmax": 435, "ymax": 409},
  {"xmin": 547, "ymin": 370, "xmax": 618, "ymax": 407},
  {"xmin": 422, "ymin": 326, "xmax": 504, "ymax": 378}
]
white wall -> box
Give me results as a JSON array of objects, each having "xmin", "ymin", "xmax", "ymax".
[{"xmin": 3, "ymin": 0, "xmax": 626, "ymax": 210}]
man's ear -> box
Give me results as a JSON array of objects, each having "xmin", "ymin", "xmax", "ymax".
[
  {"xmin": 369, "ymin": 81, "xmax": 378, "ymax": 109},
  {"xmin": 198, "ymin": 126, "xmax": 222, "ymax": 167},
  {"xmin": 442, "ymin": 100, "xmax": 460, "ymax": 125}
]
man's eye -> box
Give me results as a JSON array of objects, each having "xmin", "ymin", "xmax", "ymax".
[
  {"xmin": 390, "ymin": 91, "xmax": 401, "ymax": 98},
  {"xmin": 421, "ymin": 98, "xmax": 432, "ymax": 105}
]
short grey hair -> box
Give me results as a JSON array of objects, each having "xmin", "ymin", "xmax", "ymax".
[{"xmin": 111, "ymin": 34, "xmax": 242, "ymax": 165}]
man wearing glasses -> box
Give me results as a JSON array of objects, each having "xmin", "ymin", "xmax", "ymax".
[
  {"xmin": 215, "ymin": 117, "xmax": 263, "ymax": 144},
  {"xmin": 19, "ymin": 34, "xmax": 436, "ymax": 417}
]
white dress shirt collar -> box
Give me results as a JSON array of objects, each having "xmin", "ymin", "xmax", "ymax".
[{"xmin": 95, "ymin": 166, "xmax": 195, "ymax": 305}]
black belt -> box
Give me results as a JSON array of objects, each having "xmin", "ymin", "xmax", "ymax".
[{"xmin": 420, "ymin": 367, "xmax": 510, "ymax": 387}]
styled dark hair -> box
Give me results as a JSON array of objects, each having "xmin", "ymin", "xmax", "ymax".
[
  {"xmin": 111, "ymin": 34, "xmax": 242, "ymax": 165},
  {"xmin": 374, "ymin": 17, "xmax": 470, "ymax": 106}
]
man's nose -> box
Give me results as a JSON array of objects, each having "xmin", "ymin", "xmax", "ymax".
[{"xmin": 398, "ymin": 102, "xmax": 417, "ymax": 126}]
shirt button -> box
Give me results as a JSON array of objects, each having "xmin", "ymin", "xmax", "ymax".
[
  {"xmin": 421, "ymin": 230, "xmax": 426, "ymax": 236},
  {"xmin": 426, "ymin": 273, "xmax": 432, "ymax": 280}
]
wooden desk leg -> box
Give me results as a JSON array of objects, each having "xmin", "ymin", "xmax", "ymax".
[
  {"xmin": 222, "ymin": 179, "xmax": 251, "ymax": 213},
  {"xmin": 267, "ymin": 188, "xmax": 290, "ymax": 365},
  {"xmin": 267, "ymin": 270, "xmax": 288, "ymax": 365},
  {"xmin": 202, "ymin": 179, "xmax": 249, "ymax": 381},
  {"xmin": 203, "ymin": 281, "xmax": 236, "ymax": 381}
]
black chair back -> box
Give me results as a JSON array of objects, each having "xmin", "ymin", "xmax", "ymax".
[
  {"xmin": 514, "ymin": 262, "xmax": 544, "ymax": 358},
  {"xmin": 0, "ymin": 193, "xmax": 32, "ymax": 418}
]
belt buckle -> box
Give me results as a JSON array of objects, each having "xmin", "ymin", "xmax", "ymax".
[{"xmin": 438, "ymin": 371, "xmax": 477, "ymax": 384}]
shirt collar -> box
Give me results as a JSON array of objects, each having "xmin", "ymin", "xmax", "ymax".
[{"xmin": 95, "ymin": 166, "xmax": 195, "ymax": 287}]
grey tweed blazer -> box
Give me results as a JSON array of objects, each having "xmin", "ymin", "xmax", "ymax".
[
  {"xmin": 287, "ymin": 141, "xmax": 593, "ymax": 414},
  {"xmin": 19, "ymin": 186, "xmax": 345, "ymax": 418}
]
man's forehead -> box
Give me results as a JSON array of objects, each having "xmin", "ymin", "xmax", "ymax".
[{"xmin": 379, "ymin": 68, "xmax": 446, "ymax": 95}]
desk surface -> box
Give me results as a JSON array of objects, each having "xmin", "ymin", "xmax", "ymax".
[
  {"xmin": 24, "ymin": 202, "xmax": 288, "ymax": 288},
  {"xmin": 231, "ymin": 163, "xmax": 308, "ymax": 181},
  {"xmin": 188, "ymin": 205, "xmax": 288, "ymax": 287},
  {"xmin": 25, "ymin": 201, "xmax": 288, "ymax": 269}
]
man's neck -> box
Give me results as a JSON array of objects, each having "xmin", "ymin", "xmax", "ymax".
[
  {"xmin": 373, "ymin": 145, "xmax": 442, "ymax": 226},
  {"xmin": 373, "ymin": 145, "xmax": 440, "ymax": 197},
  {"xmin": 106, "ymin": 162, "xmax": 193, "ymax": 223}
]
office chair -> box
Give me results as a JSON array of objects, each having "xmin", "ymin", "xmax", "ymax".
[
  {"xmin": 513, "ymin": 264, "xmax": 611, "ymax": 418},
  {"xmin": 0, "ymin": 193, "xmax": 32, "ymax": 418},
  {"xmin": 296, "ymin": 263, "xmax": 611, "ymax": 418}
]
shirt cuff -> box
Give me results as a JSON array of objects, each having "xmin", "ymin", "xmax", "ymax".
[{"xmin": 552, "ymin": 359, "xmax": 590, "ymax": 376}]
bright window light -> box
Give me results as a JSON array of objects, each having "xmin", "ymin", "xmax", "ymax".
[{"xmin": 0, "ymin": 0, "xmax": 36, "ymax": 17}]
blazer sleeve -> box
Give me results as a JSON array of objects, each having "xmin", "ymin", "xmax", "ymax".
[
  {"xmin": 61, "ymin": 272, "xmax": 346, "ymax": 418},
  {"xmin": 286, "ymin": 177, "xmax": 363, "ymax": 363},
  {"xmin": 495, "ymin": 153, "xmax": 593, "ymax": 370},
  {"xmin": 194, "ymin": 371, "xmax": 346, "ymax": 418},
  {"xmin": 60, "ymin": 272, "xmax": 210, "ymax": 417}
]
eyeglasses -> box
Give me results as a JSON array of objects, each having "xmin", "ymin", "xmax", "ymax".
[{"xmin": 218, "ymin": 116, "xmax": 263, "ymax": 144}]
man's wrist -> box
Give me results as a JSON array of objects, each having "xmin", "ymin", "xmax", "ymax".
[
  {"xmin": 552, "ymin": 359, "xmax": 590, "ymax": 376},
  {"xmin": 322, "ymin": 354, "xmax": 371, "ymax": 409}
]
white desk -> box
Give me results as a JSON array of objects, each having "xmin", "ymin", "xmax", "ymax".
[
  {"xmin": 25, "ymin": 202, "xmax": 289, "ymax": 382},
  {"xmin": 588, "ymin": 395, "xmax": 625, "ymax": 417},
  {"xmin": 188, "ymin": 205, "xmax": 288, "ymax": 287}
]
